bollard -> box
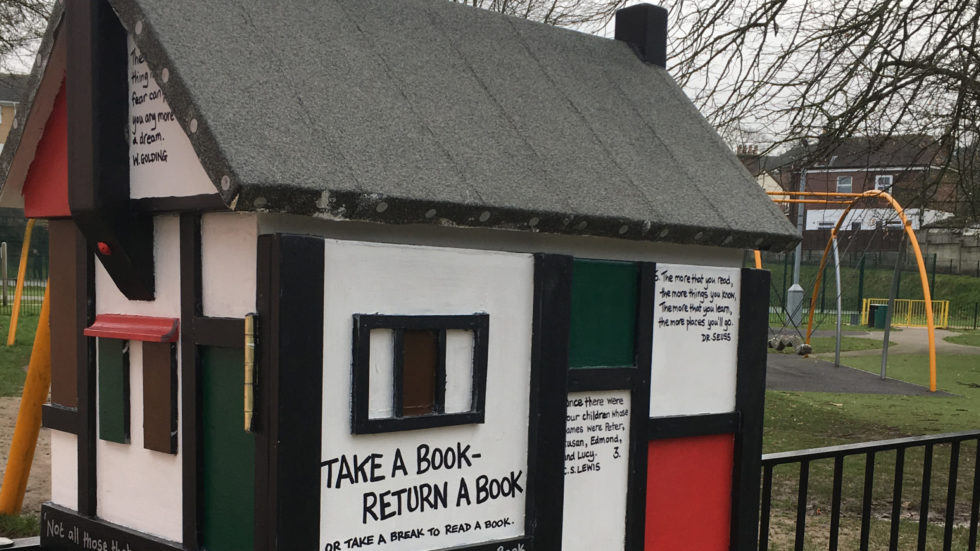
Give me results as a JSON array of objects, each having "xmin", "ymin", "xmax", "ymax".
[{"xmin": 787, "ymin": 284, "xmax": 804, "ymax": 330}]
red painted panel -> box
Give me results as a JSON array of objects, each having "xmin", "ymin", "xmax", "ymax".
[
  {"xmin": 84, "ymin": 314, "xmax": 180, "ymax": 342},
  {"xmin": 645, "ymin": 434, "xmax": 734, "ymax": 551},
  {"xmin": 22, "ymin": 79, "xmax": 70, "ymax": 219}
]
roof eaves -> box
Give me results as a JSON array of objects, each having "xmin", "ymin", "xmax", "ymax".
[{"xmin": 234, "ymin": 184, "xmax": 801, "ymax": 252}]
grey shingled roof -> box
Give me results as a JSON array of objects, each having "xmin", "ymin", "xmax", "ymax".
[{"xmin": 5, "ymin": 0, "xmax": 800, "ymax": 250}]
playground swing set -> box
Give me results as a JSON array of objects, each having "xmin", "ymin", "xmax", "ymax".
[{"xmin": 762, "ymin": 189, "xmax": 938, "ymax": 393}]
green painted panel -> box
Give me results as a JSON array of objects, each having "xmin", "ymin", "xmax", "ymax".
[
  {"xmin": 569, "ymin": 259, "xmax": 639, "ymax": 368},
  {"xmin": 98, "ymin": 339, "xmax": 129, "ymax": 443},
  {"xmin": 201, "ymin": 347, "xmax": 255, "ymax": 551}
]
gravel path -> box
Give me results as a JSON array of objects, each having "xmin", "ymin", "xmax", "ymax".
[
  {"xmin": 767, "ymin": 326, "xmax": 972, "ymax": 395},
  {"xmin": 0, "ymin": 397, "xmax": 50, "ymax": 517},
  {"xmin": 824, "ymin": 327, "xmax": 980, "ymax": 357}
]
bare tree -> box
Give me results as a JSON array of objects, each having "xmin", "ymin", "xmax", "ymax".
[
  {"xmin": 0, "ymin": 0, "xmax": 52, "ymax": 73},
  {"xmin": 662, "ymin": 0, "xmax": 979, "ymax": 163},
  {"xmin": 451, "ymin": 0, "xmax": 626, "ymax": 27}
]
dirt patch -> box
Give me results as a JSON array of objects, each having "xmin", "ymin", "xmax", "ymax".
[{"xmin": 0, "ymin": 396, "xmax": 51, "ymax": 516}]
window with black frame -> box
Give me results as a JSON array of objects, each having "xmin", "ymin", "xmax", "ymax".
[{"xmin": 350, "ymin": 313, "xmax": 489, "ymax": 434}]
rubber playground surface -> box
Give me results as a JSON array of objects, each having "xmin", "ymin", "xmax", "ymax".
[
  {"xmin": 766, "ymin": 354, "xmax": 946, "ymax": 395},
  {"xmin": 765, "ymin": 327, "xmax": 967, "ymax": 396}
]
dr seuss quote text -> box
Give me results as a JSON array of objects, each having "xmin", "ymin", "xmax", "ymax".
[{"xmin": 656, "ymin": 268, "xmax": 737, "ymax": 343}]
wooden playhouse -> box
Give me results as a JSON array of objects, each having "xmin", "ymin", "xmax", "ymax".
[{"xmin": 0, "ymin": 1, "xmax": 799, "ymax": 550}]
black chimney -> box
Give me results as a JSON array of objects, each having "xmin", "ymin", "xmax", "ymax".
[{"xmin": 614, "ymin": 4, "xmax": 668, "ymax": 68}]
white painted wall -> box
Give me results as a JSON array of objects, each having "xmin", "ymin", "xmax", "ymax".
[
  {"xmin": 92, "ymin": 214, "xmax": 182, "ymax": 542},
  {"xmin": 95, "ymin": 215, "xmax": 180, "ymax": 318},
  {"xmin": 562, "ymin": 390, "xmax": 631, "ymax": 551},
  {"xmin": 319, "ymin": 240, "xmax": 534, "ymax": 551},
  {"xmin": 96, "ymin": 341, "xmax": 182, "ymax": 542},
  {"xmin": 127, "ymin": 37, "xmax": 217, "ymax": 199},
  {"xmin": 49, "ymin": 431, "xmax": 77, "ymax": 510},
  {"xmin": 201, "ymin": 212, "xmax": 258, "ymax": 318},
  {"xmin": 650, "ymin": 264, "xmax": 741, "ymax": 417}
]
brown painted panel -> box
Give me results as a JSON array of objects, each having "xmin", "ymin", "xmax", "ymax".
[
  {"xmin": 48, "ymin": 220, "xmax": 83, "ymax": 408},
  {"xmin": 401, "ymin": 330, "xmax": 437, "ymax": 417},
  {"xmin": 142, "ymin": 342, "xmax": 177, "ymax": 454}
]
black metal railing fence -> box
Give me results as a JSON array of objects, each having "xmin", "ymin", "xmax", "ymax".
[
  {"xmin": 759, "ymin": 431, "xmax": 980, "ymax": 551},
  {"xmin": 0, "ymin": 239, "xmax": 49, "ymax": 317}
]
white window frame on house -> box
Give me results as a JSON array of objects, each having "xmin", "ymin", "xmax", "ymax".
[
  {"xmin": 875, "ymin": 174, "xmax": 893, "ymax": 191},
  {"xmin": 836, "ymin": 175, "xmax": 853, "ymax": 193}
]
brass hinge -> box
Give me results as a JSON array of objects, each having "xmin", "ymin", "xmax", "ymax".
[{"xmin": 244, "ymin": 313, "xmax": 256, "ymax": 432}]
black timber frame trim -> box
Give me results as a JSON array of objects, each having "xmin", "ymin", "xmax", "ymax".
[
  {"xmin": 255, "ymin": 236, "xmax": 276, "ymax": 551},
  {"xmin": 624, "ymin": 262, "xmax": 655, "ymax": 551},
  {"xmin": 526, "ymin": 254, "xmax": 572, "ymax": 551},
  {"xmin": 178, "ymin": 213, "xmax": 202, "ymax": 549},
  {"xmin": 447, "ymin": 537, "xmax": 534, "ymax": 551},
  {"xmin": 42, "ymin": 404, "xmax": 79, "ymax": 434},
  {"xmin": 131, "ymin": 194, "xmax": 228, "ymax": 214},
  {"xmin": 561, "ymin": 261, "xmax": 652, "ymax": 551},
  {"xmin": 180, "ymin": 214, "xmax": 255, "ymax": 549},
  {"xmin": 351, "ymin": 314, "xmax": 489, "ymax": 434},
  {"xmin": 41, "ymin": 503, "xmax": 182, "ymax": 551},
  {"xmin": 65, "ymin": 0, "xmax": 154, "ymax": 300},
  {"xmin": 77, "ymin": 237, "xmax": 97, "ymax": 516},
  {"xmin": 192, "ymin": 317, "xmax": 244, "ymax": 348},
  {"xmin": 730, "ymin": 268, "xmax": 771, "ymax": 551},
  {"xmin": 647, "ymin": 412, "xmax": 739, "ymax": 440},
  {"xmin": 256, "ymin": 234, "xmax": 325, "ymax": 551},
  {"xmin": 566, "ymin": 367, "xmax": 635, "ymax": 391}
]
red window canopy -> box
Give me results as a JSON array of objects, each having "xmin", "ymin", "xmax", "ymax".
[{"xmin": 84, "ymin": 314, "xmax": 179, "ymax": 343}]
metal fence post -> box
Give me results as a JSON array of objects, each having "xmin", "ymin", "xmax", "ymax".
[
  {"xmin": 783, "ymin": 252, "xmax": 790, "ymax": 306},
  {"xmin": 973, "ymin": 302, "xmax": 978, "ymax": 331},
  {"xmin": 857, "ymin": 255, "xmax": 865, "ymax": 309},
  {"xmin": 1, "ymin": 242, "xmax": 6, "ymax": 308},
  {"xmin": 821, "ymin": 261, "xmax": 827, "ymax": 314}
]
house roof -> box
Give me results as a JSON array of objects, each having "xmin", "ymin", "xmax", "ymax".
[
  {"xmin": 0, "ymin": 0, "xmax": 799, "ymax": 251},
  {"xmin": 0, "ymin": 74, "xmax": 28, "ymax": 103},
  {"xmin": 778, "ymin": 135, "xmax": 949, "ymax": 171}
]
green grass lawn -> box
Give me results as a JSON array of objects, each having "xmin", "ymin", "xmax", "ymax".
[
  {"xmin": 0, "ymin": 514, "xmax": 38, "ymax": 538},
  {"xmin": 0, "ymin": 312, "xmax": 43, "ymax": 539},
  {"xmin": 0, "ymin": 313, "xmax": 41, "ymax": 397},
  {"xmin": 944, "ymin": 331, "xmax": 980, "ymax": 347},
  {"xmin": 763, "ymin": 353, "xmax": 980, "ymax": 549}
]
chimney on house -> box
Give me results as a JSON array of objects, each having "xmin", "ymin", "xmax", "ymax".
[{"xmin": 614, "ymin": 4, "xmax": 668, "ymax": 68}]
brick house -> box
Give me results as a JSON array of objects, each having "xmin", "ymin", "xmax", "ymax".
[
  {"xmin": 746, "ymin": 136, "xmax": 957, "ymax": 251},
  {"xmin": 0, "ymin": 74, "xmax": 29, "ymax": 154}
]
